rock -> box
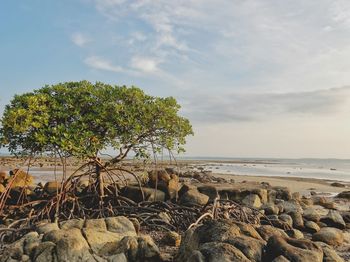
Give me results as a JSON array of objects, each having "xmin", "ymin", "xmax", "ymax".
[
  {"xmin": 279, "ymin": 214, "xmax": 293, "ymax": 228},
  {"xmin": 199, "ymin": 242, "xmax": 250, "ymax": 262},
  {"xmin": 225, "ymin": 235, "xmax": 266, "ymax": 261},
  {"xmin": 303, "ymin": 208, "xmax": 320, "ymax": 222},
  {"xmin": 23, "ymin": 232, "xmax": 40, "ymax": 256},
  {"xmin": 43, "ymin": 181, "xmax": 61, "ymax": 194},
  {"xmin": 305, "ymin": 221, "xmax": 320, "ymax": 233},
  {"xmin": 262, "ymin": 203, "xmax": 279, "ymax": 215},
  {"xmin": 234, "ymin": 221, "xmax": 263, "ymax": 240},
  {"xmin": 105, "ymin": 216, "xmax": 137, "ymax": 236},
  {"xmin": 242, "ymin": 194, "xmax": 262, "ymax": 208},
  {"xmin": 107, "ymin": 253, "xmax": 128, "ymax": 262},
  {"xmin": 286, "ymin": 229, "xmax": 304, "ymax": 239},
  {"xmin": 274, "ymin": 187, "xmax": 292, "ymax": 201},
  {"xmin": 121, "ymin": 186, "xmax": 165, "ymax": 202},
  {"xmin": 0, "ymin": 184, "xmax": 5, "ymax": 193},
  {"xmin": 288, "ymin": 211, "xmax": 304, "ymax": 229},
  {"xmin": 301, "ymin": 197, "xmax": 313, "ymax": 206},
  {"xmin": 241, "ymin": 189, "xmax": 268, "ymax": 204},
  {"xmin": 312, "ymin": 227, "xmax": 344, "ymax": 246},
  {"xmin": 148, "ymin": 170, "xmax": 180, "ymax": 200},
  {"xmin": 321, "ymin": 202, "xmax": 336, "ymax": 209},
  {"xmin": 281, "ymin": 199, "xmax": 303, "ymax": 213},
  {"xmin": 178, "ymin": 184, "xmax": 197, "ymax": 198},
  {"xmin": 197, "ymin": 185, "xmax": 218, "ymax": 200},
  {"xmin": 59, "ymin": 218, "xmax": 84, "ymax": 230},
  {"xmin": 272, "ymin": 255, "xmax": 290, "ymax": 262},
  {"xmin": 336, "ymin": 191, "xmax": 350, "ymax": 199},
  {"xmin": 42, "ymin": 228, "xmax": 95, "ymax": 261},
  {"xmin": 83, "ymin": 228, "xmax": 122, "ymax": 254},
  {"xmin": 0, "ymin": 170, "xmax": 8, "ymax": 183},
  {"xmin": 256, "ymin": 225, "xmax": 288, "ymax": 241},
  {"xmin": 341, "ymin": 211, "xmax": 350, "ymax": 223},
  {"xmin": 8, "ymin": 169, "xmax": 34, "ymax": 187},
  {"xmin": 264, "ymin": 235, "xmax": 323, "ymax": 262},
  {"xmin": 314, "ymin": 241, "xmax": 344, "ymax": 262},
  {"xmin": 162, "ymin": 231, "xmax": 181, "ymax": 247},
  {"xmin": 320, "ymin": 210, "xmax": 346, "ymax": 229},
  {"xmin": 331, "ymin": 182, "xmax": 346, "ymax": 188},
  {"xmin": 292, "ymin": 192, "xmax": 301, "ymax": 201},
  {"xmin": 36, "ymin": 222, "xmax": 60, "ymax": 234},
  {"xmin": 218, "ymin": 188, "xmax": 241, "ymax": 201},
  {"xmin": 137, "ymin": 235, "xmax": 162, "ymax": 261},
  {"xmin": 179, "ymin": 189, "xmax": 209, "ymax": 206},
  {"xmin": 32, "ymin": 241, "xmax": 57, "ymax": 262}
]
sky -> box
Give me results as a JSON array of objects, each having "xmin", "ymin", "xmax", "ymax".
[{"xmin": 1, "ymin": 0, "xmax": 350, "ymax": 158}]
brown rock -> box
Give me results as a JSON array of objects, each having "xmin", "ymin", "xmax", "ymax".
[
  {"xmin": 264, "ymin": 235, "xmax": 323, "ymax": 262},
  {"xmin": 312, "ymin": 227, "xmax": 344, "ymax": 246},
  {"xmin": 8, "ymin": 169, "xmax": 34, "ymax": 187}
]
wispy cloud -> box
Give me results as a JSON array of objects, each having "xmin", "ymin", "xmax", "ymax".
[
  {"xmin": 84, "ymin": 56, "xmax": 124, "ymax": 73},
  {"xmin": 182, "ymin": 86, "xmax": 350, "ymax": 123},
  {"xmin": 71, "ymin": 32, "xmax": 91, "ymax": 47}
]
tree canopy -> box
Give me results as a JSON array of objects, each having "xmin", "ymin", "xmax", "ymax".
[{"xmin": 0, "ymin": 81, "xmax": 193, "ymax": 162}]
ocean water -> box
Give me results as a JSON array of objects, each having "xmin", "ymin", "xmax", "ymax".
[{"xmin": 190, "ymin": 158, "xmax": 350, "ymax": 182}]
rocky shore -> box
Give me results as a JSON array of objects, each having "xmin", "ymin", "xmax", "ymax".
[{"xmin": 0, "ymin": 157, "xmax": 349, "ymax": 261}]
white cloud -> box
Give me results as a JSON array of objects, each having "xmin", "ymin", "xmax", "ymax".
[
  {"xmin": 130, "ymin": 56, "xmax": 159, "ymax": 73},
  {"xmin": 71, "ymin": 32, "xmax": 91, "ymax": 47},
  {"xmin": 84, "ymin": 56, "xmax": 124, "ymax": 73}
]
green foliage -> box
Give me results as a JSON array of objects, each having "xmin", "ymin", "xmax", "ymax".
[{"xmin": 0, "ymin": 81, "xmax": 193, "ymax": 161}]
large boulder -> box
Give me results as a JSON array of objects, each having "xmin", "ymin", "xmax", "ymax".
[
  {"xmin": 121, "ymin": 186, "xmax": 165, "ymax": 202},
  {"xmin": 198, "ymin": 242, "xmax": 250, "ymax": 262},
  {"xmin": 304, "ymin": 221, "xmax": 320, "ymax": 234},
  {"xmin": 261, "ymin": 203, "xmax": 279, "ymax": 215},
  {"xmin": 336, "ymin": 191, "xmax": 350, "ymax": 199},
  {"xmin": 148, "ymin": 170, "xmax": 179, "ymax": 200},
  {"xmin": 197, "ymin": 185, "xmax": 219, "ymax": 200},
  {"xmin": 320, "ymin": 210, "xmax": 346, "ymax": 229},
  {"xmin": 256, "ymin": 225, "xmax": 288, "ymax": 241},
  {"xmin": 312, "ymin": 227, "xmax": 344, "ymax": 246},
  {"xmin": 303, "ymin": 208, "xmax": 321, "ymax": 222},
  {"xmin": 179, "ymin": 189, "xmax": 209, "ymax": 206},
  {"xmin": 314, "ymin": 241, "xmax": 344, "ymax": 262},
  {"xmin": 242, "ymin": 194, "xmax": 262, "ymax": 208},
  {"xmin": 264, "ymin": 235, "xmax": 323, "ymax": 262},
  {"xmin": 288, "ymin": 210, "xmax": 304, "ymax": 229},
  {"xmin": 42, "ymin": 228, "xmax": 95, "ymax": 261},
  {"xmin": 176, "ymin": 219, "xmax": 264, "ymax": 262},
  {"xmin": 8, "ymin": 169, "xmax": 34, "ymax": 187},
  {"xmin": 43, "ymin": 181, "xmax": 61, "ymax": 194},
  {"xmin": 281, "ymin": 199, "xmax": 303, "ymax": 213}
]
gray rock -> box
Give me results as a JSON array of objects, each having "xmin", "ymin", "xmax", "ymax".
[{"xmin": 320, "ymin": 210, "xmax": 346, "ymax": 229}]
